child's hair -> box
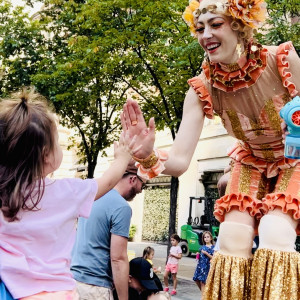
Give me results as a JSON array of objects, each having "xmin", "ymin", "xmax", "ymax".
[
  {"xmin": 143, "ymin": 246, "xmax": 154, "ymax": 259},
  {"xmin": 202, "ymin": 231, "xmax": 214, "ymax": 245},
  {"xmin": 171, "ymin": 234, "xmax": 180, "ymax": 243},
  {"xmin": 0, "ymin": 88, "xmax": 56, "ymax": 221}
]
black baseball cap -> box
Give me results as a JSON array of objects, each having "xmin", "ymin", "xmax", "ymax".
[{"xmin": 129, "ymin": 257, "xmax": 158, "ymax": 290}]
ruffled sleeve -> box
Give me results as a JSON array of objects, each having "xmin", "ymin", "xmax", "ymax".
[
  {"xmin": 277, "ymin": 41, "xmax": 300, "ymax": 98},
  {"xmin": 187, "ymin": 76, "xmax": 214, "ymax": 119}
]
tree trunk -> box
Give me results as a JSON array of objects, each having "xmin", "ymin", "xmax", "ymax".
[
  {"xmin": 87, "ymin": 162, "xmax": 96, "ymax": 179},
  {"xmin": 166, "ymin": 176, "xmax": 179, "ymax": 263}
]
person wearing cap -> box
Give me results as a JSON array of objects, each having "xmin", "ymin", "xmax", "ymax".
[
  {"xmin": 128, "ymin": 258, "xmax": 162, "ymax": 300},
  {"xmin": 71, "ymin": 161, "xmax": 146, "ymax": 300}
]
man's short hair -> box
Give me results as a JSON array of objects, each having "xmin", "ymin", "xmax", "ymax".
[{"xmin": 125, "ymin": 159, "xmax": 138, "ymax": 174}]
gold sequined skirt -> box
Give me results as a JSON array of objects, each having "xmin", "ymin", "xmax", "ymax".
[
  {"xmin": 250, "ymin": 248, "xmax": 300, "ymax": 300},
  {"xmin": 203, "ymin": 252, "xmax": 252, "ymax": 300}
]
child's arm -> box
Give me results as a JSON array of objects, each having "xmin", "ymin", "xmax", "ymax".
[
  {"xmin": 94, "ymin": 133, "xmax": 139, "ymax": 200},
  {"xmin": 169, "ymin": 252, "xmax": 182, "ymax": 259},
  {"xmin": 201, "ymin": 249, "xmax": 213, "ymax": 259}
]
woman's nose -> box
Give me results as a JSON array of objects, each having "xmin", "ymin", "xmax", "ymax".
[{"xmin": 203, "ymin": 27, "xmax": 213, "ymax": 39}]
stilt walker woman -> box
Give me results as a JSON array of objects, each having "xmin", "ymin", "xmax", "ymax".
[{"xmin": 122, "ymin": 0, "xmax": 300, "ymax": 299}]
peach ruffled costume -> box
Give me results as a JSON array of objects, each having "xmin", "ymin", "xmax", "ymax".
[
  {"xmin": 188, "ymin": 41, "xmax": 300, "ymax": 229},
  {"xmin": 188, "ymin": 41, "xmax": 300, "ymax": 299}
]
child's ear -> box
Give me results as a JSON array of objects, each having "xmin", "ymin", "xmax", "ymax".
[
  {"xmin": 43, "ymin": 147, "xmax": 50, "ymax": 163},
  {"xmin": 44, "ymin": 154, "xmax": 50, "ymax": 164},
  {"xmin": 128, "ymin": 275, "xmax": 132, "ymax": 283}
]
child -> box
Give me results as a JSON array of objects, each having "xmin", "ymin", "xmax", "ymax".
[
  {"xmin": 163, "ymin": 234, "xmax": 182, "ymax": 296},
  {"xmin": 193, "ymin": 231, "xmax": 215, "ymax": 293},
  {"xmin": 143, "ymin": 246, "xmax": 161, "ymax": 274},
  {"xmin": 0, "ymin": 89, "xmax": 138, "ymax": 299}
]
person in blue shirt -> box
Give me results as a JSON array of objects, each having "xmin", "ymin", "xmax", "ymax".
[{"xmin": 71, "ymin": 161, "xmax": 145, "ymax": 300}]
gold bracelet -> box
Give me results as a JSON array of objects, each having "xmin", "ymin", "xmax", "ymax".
[{"xmin": 133, "ymin": 151, "xmax": 159, "ymax": 169}]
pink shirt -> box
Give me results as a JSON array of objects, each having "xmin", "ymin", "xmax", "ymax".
[
  {"xmin": 0, "ymin": 177, "xmax": 98, "ymax": 298},
  {"xmin": 167, "ymin": 245, "xmax": 182, "ymax": 265}
]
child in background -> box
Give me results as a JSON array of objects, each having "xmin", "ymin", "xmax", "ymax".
[
  {"xmin": 163, "ymin": 234, "xmax": 182, "ymax": 296},
  {"xmin": 0, "ymin": 89, "xmax": 138, "ymax": 300},
  {"xmin": 193, "ymin": 231, "xmax": 215, "ymax": 294},
  {"xmin": 143, "ymin": 246, "xmax": 161, "ymax": 274}
]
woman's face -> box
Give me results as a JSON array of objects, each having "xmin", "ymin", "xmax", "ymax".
[{"xmin": 196, "ymin": 12, "xmax": 239, "ymax": 64}]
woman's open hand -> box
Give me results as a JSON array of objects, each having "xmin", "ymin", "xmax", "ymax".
[{"xmin": 121, "ymin": 99, "xmax": 155, "ymax": 159}]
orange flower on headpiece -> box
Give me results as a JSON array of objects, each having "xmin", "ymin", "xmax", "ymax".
[
  {"xmin": 183, "ymin": 0, "xmax": 201, "ymax": 36},
  {"xmin": 228, "ymin": 0, "xmax": 266, "ymax": 28}
]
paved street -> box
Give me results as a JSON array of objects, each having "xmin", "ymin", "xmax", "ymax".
[{"xmin": 128, "ymin": 242, "xmax": 201, "ymax": 300}]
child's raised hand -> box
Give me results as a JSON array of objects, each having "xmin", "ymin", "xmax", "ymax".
[{"xmin": 114, "ymin": 132, "xmax": 141, "ymax": 161}]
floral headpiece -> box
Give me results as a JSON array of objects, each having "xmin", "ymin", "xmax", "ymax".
[{"xmin": 183, "ymin": 0, "xmax": 266, "ymax": 37}]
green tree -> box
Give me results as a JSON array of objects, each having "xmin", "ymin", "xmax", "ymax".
[
  {"xmin": 34, "ymin": 0, "xmax": 135, "ymax": 177},
  {"xmin": 74, "ymin": 0, "xmax": 204, "ymax": 250},
  {"xmin": 0, "ymin": 0, "xmax": 46, "ymax": 95},
  {"xmin": 0, "ymin": 0, "xmax": 129, "ymax": 178},
  {"xmin": 257, "ymin": 0, "xmax": 300, "ymax": 53}
]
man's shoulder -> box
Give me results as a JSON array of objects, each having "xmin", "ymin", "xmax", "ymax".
[{"xmin": 98, "ymin": 189, "xmax": 129, "ymax": 208}]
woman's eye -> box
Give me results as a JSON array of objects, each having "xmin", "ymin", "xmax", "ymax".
[
  {"xmin": 212, "ymin": 23, "xmax": 223, "ymax": 28},
  {"xmin": 196, "ymin": 27, "xmax": 204, "ymax": 33}
]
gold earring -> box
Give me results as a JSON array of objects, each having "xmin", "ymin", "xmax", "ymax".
[{"xmin": 236, "ymin": 43, "xmax": 242, "ymax": 58}]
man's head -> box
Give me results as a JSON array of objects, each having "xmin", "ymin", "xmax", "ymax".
[
  {"xmin": 115, "ymin": 160, "xmax": 146, "ymax": 201},
  {"xmin": 129, "ymin": 257, "xmax": 159, "ymax": 292}
]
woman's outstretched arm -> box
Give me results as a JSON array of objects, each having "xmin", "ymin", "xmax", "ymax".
[{"xmin": 121, "ymin": 87, "xmax": 205, "ymax": 177}]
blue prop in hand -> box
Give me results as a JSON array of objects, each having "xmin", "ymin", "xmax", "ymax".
[{"xmin": 280, "ymin": 96, "xmax": 300, "ymax": 159}]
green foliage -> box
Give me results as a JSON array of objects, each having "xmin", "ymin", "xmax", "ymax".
[
  {"xmin": 94, "ymin": 0, "xmax": 204, "ymax": 136},
  {"xmin": 129, "ymin": 224, "xmax": 137, "ymax": 241},
  {"xmin": 0, "ymin": 0, "xmax": 128, "ymax": 177},
  {"xmin": 0, "ymin": 0, "xmax": 203, "ymax": 177},
  {"xmin": 256, "ymin": 0, "xmax": 300, "ymax": 53},
  {"xmin": 0, "ymin": 0, "xmax": 47, "ymax": 95},
  {"xmin": 142, "ymin": 188, "xmax": 174, "ymax": 242}
]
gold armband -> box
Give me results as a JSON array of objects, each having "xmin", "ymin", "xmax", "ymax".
[
  {"xmin": 133, "ymin": 151, "xmax": 159, "ymax": 169},
  {"xmin": 133, "ymin": 149, "xmax": 169, "ymax": 180}
]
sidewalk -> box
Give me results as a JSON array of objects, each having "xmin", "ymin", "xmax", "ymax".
[{"xmin": 156, "ymin": 274, "xmax": 201, "ymax": 300}]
